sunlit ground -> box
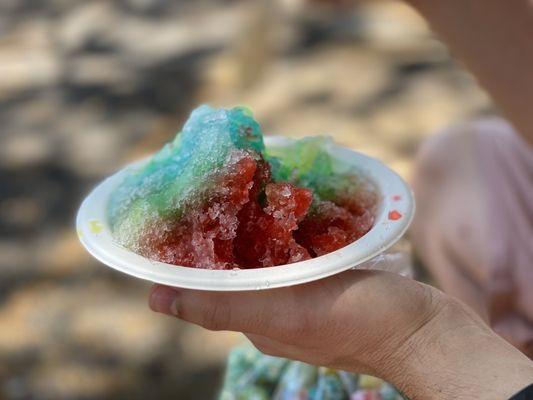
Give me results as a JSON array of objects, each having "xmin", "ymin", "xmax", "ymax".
[{"xmin": 0, "ymin": 0, "xmax": 490, "ymax": 398}]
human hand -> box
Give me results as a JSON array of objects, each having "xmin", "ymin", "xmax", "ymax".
[
  {"xmin": 148, "ymin": 269, "xmax": 533, "ymax": 399},
  {"xmin": 148, "ymin": 270, "xmax": 443, "ymax": 376}
]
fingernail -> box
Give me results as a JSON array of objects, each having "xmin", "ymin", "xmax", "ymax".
[{"xmin": 149, "ymin": 285, "xmax": 179, "ymax": 316}]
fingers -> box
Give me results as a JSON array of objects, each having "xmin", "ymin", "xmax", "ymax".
[
  {"xmin": 149, "ymin": 284, "xmax": 179, "ymax": 315},
  {"xmin": 148, "ymin": 284, "xmax": 302, "ymax": 358},
  {"xmin": 147, "ymin": 269, "xmax": 441, "ymax": 353},
  {"xmin": 148, "ymin": 269, "xmax": 395, "ymax": 336},
  {"xmin": 149, "ymin": 283, "xmax": 304, "ymax": 339}
]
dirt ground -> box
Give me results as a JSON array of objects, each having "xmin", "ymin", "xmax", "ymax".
[{"xmin": 0, "ymin": 0, "xmax": 491, "ymax": 399}]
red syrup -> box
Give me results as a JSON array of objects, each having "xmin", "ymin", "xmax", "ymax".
[{"xmin": 140, "ymin": 154, "xmax": 376, "ymax": 269}]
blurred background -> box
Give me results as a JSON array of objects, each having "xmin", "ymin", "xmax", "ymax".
[{"xmin": 0, "ymin": 0, "xmax": 492, "ymax": 398}]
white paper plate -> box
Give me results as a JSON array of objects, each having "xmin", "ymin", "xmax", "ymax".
[{"xmin": 76, "ymin": 136, "xmax": 414, "ymax": 291}]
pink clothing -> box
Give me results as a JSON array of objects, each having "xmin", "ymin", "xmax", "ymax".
[{"xmin": 411, "ymin": 118, "xmax": 533, "ymax": 356}]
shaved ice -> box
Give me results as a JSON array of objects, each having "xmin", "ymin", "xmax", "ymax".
[{"xmin": 108, "ymin": 105, "xmax": 377, "ymax": 269}]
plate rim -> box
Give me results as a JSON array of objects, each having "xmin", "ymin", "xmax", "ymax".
[{"xmin": 76, "ymin": 136, "xmax": 415, "ymax": 291}]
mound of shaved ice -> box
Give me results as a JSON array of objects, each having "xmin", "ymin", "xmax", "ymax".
[
  {"xmin": 108, "ymin": 105, "xmax": 377, "ymax": 269},
  {"xmin": 266, "ymin": 137, "xmax": 377, "ymax": 258}
]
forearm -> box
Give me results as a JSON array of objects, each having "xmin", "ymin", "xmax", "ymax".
[
  {"xmin": 405, "ymin": 0, "xmax": 533, "ymax": 145},
  {"xmin": 385, "ymin": 298, "xmax": 533, "ymax": 400}
]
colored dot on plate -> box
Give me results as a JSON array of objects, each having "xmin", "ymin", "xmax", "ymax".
[
  {"xmin": 388, "ymin": 210, "xmax": 402, "ymax": 221},
  {"xmin": 392, "ymin": 195, "xmax": 402, "ymax": 201},
  {"xmin": 89, "ymin": 219, "xmax": 103, "ymax": 234}
]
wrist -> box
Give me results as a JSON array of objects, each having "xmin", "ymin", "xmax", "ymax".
[{"xmin": 387, "ymin": 296, "xmax": 533, "ymax": 399}]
